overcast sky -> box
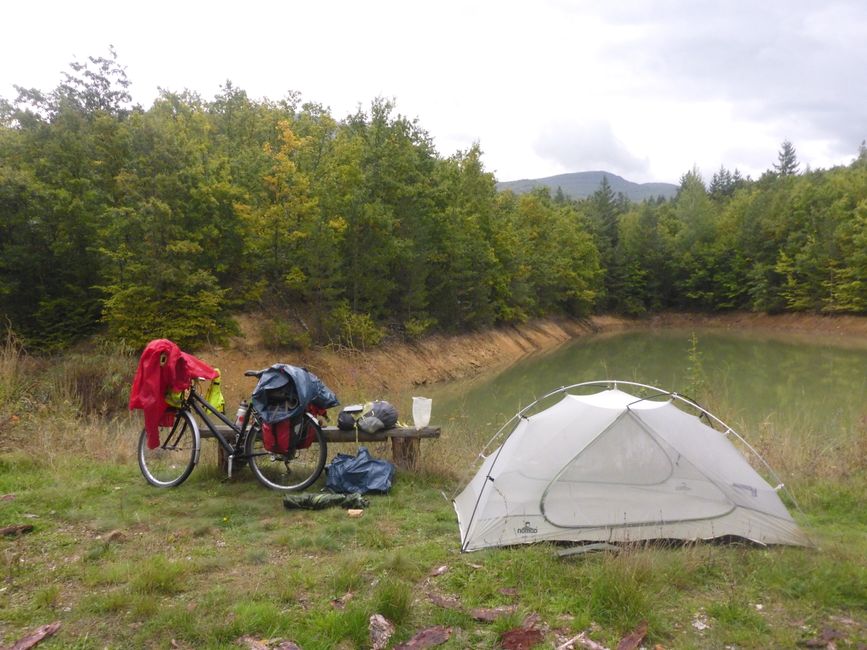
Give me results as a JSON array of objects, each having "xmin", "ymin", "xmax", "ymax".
[{"xmin": 3, "ymin": 0, "xmax": 865, "ymax": 184}]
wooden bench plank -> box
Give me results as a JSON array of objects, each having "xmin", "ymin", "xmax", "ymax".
[
  {"xmin": 202, "ymin": 423, "xmax": 440, "ymax": 471},
  {"xmin": 321, "ymin": 426, "xmax": 441, "ymax": 442}
]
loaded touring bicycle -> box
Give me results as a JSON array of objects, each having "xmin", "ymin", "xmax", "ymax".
[{"xmin": 130, "ymin": 340, "xmax": 338, "ymax": 491}]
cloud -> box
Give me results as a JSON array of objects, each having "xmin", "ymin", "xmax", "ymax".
[
  {"xmin": 534, "ymin": 119, "xmax": 650, "ymax": 178},
  {"xmin": 2, "ymin": 0, "xmax": 863, "ymax": 183},
  {"xmin": 592, "ymin": 1, "xmax": 867, "ymax": 161}
]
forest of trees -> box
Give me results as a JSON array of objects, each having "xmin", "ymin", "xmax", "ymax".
[{"xmin": 1, "ymin": 51, "xmax": 866, "ymax": 351}]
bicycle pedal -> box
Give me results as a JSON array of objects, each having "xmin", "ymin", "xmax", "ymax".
[{"xmin": 227, "ymin": 455, "xmax": 234, "ymax": 478}]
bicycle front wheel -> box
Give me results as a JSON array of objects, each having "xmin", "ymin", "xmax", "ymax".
[
  {"xmin": 138, "ymin": 410, "xmax": 199, "ymax": 487},
  {"xmin": 245, "ymin": 418, "xmax": 327, "ymax": 491}
]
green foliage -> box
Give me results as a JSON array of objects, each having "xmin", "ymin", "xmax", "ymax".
[
  {"xmin": 685, "ymin": 332, "xmax": 709, "ymax": 400},
  {"xmin": 259, "ymin": 318, "xmax": 312, "ymax": 351},
  {"xmin": 102, "ymin": 276, "xmax": 234, "ymax": 350},
  {"xmin": 130, "ymin": 555, "xmax": 188, "ymax": 595},
  {"xmin": 587, "ymin": 554, "xmax": 653, "ymax": 632},
  {"xmin": 326, "ymin": 301, "xmax": 385, "ymax": 350},
  {"xmin": 2, "ymin": 54, "xmax": 867, "ymax": 352},
  {"xmin": 503, "ymin": 189, "xmax": 602, "ymax": 318},
  {"xmin": 404, "ymin": 316, "xmax": 437, "ymax": 340},
  {"xmin": 373, "ymin": 577, "xmax": 414, "ymax": 624},
  {"xmin": 33, "ymin": 584, "xmax": 61, "ymax": 610},
  {"xmin": 0, "ymin": 329, "xmax": 31, "ymax": 410},
  {"xmin": 40, "ymin": 343, "xmax": 137, "ymax": 417}
]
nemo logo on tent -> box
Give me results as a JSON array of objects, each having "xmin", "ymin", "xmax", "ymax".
[{"xmin": 517, "ymin": 522, "xmax": 538, "ymax": 535}]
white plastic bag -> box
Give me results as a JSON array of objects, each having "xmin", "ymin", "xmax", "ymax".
[{"xmin": 412, "ymin": 396, "xmax": 432, "ymax": 428}]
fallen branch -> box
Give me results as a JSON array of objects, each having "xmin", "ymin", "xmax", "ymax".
[
  {"xmin": 500, "ymin": 626, "xmax": 544, "ymax": 649},
  {"xmin": 393, "ymin": 626, "xmax": 451, "ymax": 649},
  {"xmin": 427, "ymin": 592, "xmax": 462, "ymax": 610},
  {"xmin": 6, "ymin": 621, "xmax": 61, "ymax": 650},
  {"xmin": 0, "ymin": 524, "xmax": 34, "ymax": 537},
  {"xmin": 616, "ymin": 621, "xmax": 648, "ymax": 650},
  {"xmin": 471, "ymin": 605, "xmax": 517, "ymax": 622},
  {"xmin": 556, "ymin": 631, "xmax": 609, "ymax": 650}
]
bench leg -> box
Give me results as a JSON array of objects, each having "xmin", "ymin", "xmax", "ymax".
[
  {"xmin": 391, "ymin": 437, "xmax": 420, "ymax": 470},
  {"xmin": 217, "ymin": 445, "xmax": 230, "ymax": 475}
]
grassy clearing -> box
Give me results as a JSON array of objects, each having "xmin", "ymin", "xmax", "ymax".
[
  {"xmin": 2, "ymin": 445, "xmax": 865, "ymax": 648},
  {"xmin": 1, "ymin": 341, "xmax": 866, "ymax": 648}
]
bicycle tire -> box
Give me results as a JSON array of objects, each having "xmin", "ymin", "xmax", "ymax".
[
  {"xmin": 245, "ymin": 417, "xmax": 327, "ymax": 491},
  {"xmin": 138, "ymin": 410, "xmax": 200, "ymax": 488}
]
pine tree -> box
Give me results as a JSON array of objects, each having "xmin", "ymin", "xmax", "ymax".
[
  {"xmin": 856, "ymin": 140, "xmax": 867, "ymax": 167},
  {"xmin": 709, "ymin": 166, "xmax": 734, "ymax": 199},
  {"xmin": 773, "ymin": 140, "xmax": 800, "ymax": 176}
]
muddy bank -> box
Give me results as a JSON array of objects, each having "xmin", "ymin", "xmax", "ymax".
[
  {"xmin": 644, "ymin": 312, "xmax": 867, "ymax": 345},
  {"xmin": 209, "ymin": 316, "xmax": 625, "ymax": 404},
  {"xmin": 208, "ymin": 312, "xmax": 867, "ymax": 404}
]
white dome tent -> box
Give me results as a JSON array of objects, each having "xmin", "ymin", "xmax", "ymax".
[{"xmin": 454, "ymin": 381, "xmax": 810, "ymax": 552}]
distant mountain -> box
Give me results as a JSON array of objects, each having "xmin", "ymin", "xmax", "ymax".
[{"xmin": 497, "ymin": 171, "xmax": 678, "ymax": 202}]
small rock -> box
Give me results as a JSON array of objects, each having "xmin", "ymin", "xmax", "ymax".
[
  {"xmin": 272, "ymin": 641, "xmax": 302, "ymax": 650},
  {"xmin": 369, "ymin": 614, "xmax": 395, "ymax": 650},
  {"xmin": 692, "ymin": 613, "xmax": 710, "ymax": 632},
  {"xmin": 522, "ymin": 613, "xmax": 547, "ymax": 632},
  {"xmin": 237, "ymin": 636, "xmax": 269, "ymax": 650},
  {"xmin": 331, "ymin": 592, "xmax": 354, "ymax": 609}
]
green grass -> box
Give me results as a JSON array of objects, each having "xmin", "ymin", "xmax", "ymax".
[
  {"xmin": 3, "ymin": 331, "xmax": 864, "ymax": 648},
  {"xmin": 1, "ymin": 452, "xmax": 865, "ymax": 649}
]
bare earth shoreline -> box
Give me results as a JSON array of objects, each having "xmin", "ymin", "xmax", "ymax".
[{"xmin": 209, "ymin": 312, "xmax": 867, "ymax": 404}]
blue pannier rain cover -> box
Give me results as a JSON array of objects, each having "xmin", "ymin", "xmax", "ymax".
[
  {"xmin": 251, "ymin": 363, "xmax": 339, "ymax": 424},
  {"xmin": 326, "ymin": 447, "xmax": 395, "ymax": 494}
]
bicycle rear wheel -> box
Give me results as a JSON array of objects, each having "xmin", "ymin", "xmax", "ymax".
[
  {"xmin": 138, "ymin": 410, "xmax": 199, "ymax": 487},
  {"xmin": 245, "ymin": 418, "xmax": 327, "ymax": 491}
]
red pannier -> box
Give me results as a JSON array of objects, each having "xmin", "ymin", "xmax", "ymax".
[{"xmin": 261, "ymin": 418, "xmax": 317, "ymax": 453}]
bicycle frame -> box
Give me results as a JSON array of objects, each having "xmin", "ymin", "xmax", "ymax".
[
  {"xmin": 184, "ymin": 385, "xmax": 255, "ymax": 477},
  {"xmin": 140, "ymin": 373, "xmax": 329, "ymax": 491}
]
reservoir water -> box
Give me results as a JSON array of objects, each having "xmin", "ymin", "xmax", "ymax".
[{"xmin": 421, "ymin": 328, "xmax": 867, "ymax": 450}]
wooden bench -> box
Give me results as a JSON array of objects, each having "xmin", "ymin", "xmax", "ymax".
[{"xmin": 204, "ymin": 424, "xmax": 441, "ymax": 470}]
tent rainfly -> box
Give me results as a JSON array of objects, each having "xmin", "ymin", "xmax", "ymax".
[{"xmin": 454, "ymin": 382, "xmax": 810, "ymax": 552}]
